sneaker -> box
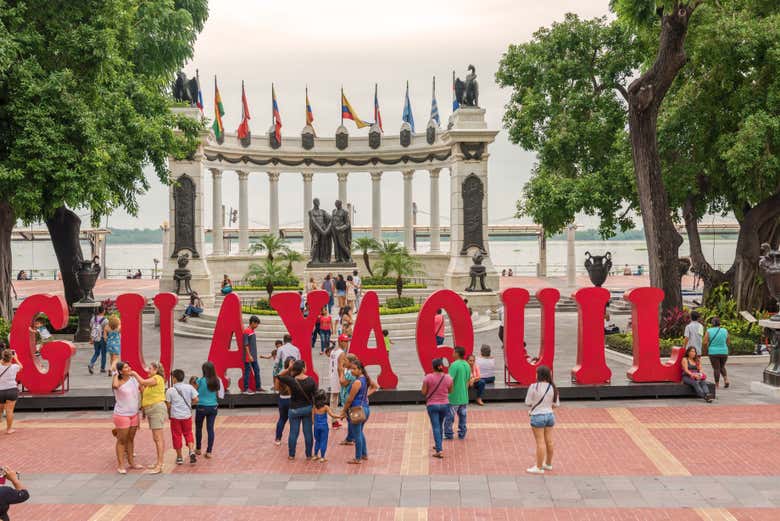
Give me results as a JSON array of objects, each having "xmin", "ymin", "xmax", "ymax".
[
  {"xmin": 542, "ymin": 464, "xmax": 553, "ymax": 471},
  {"xmin": 176, "ymin": 457, "xmax": 184, "ymax": 465},
  {"xmin": 242, "ymin": 390, "xmax": 255, "ymax": 395},
  {"xmin": 274, "ymin": 439, "xmax": 281, "ymax": 446},
  {"xmin": 189, "ymin": 452, "xmax": 197, "ymax": 464},
  {"xmin": 332, "ymin": 421, "xmax": 341, "ymax": 429},
  {"xmin": 100, "ymin": 369, "xmax": 106, "ymax": 373},
  {"xmin": 88, "ymin": 364, "xmax": 94, "ymax": 375},
  {"xmin": 526, "ymin": 466, "xmax": 544, "ymax": 474}
]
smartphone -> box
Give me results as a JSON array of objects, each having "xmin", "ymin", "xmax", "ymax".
[{"xmin": 0, "ymin": 466, "xmax": 5, "ymax": 485}]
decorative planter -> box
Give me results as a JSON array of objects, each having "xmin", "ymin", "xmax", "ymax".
[
  {"xmin": 584, "ymin": 251, "xmax": 612, "ymax": 287},
  {"xmin": 76, "ymin": 262, "xmax": 100, "ymax": 303}
]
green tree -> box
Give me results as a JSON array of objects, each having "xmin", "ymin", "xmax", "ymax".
[
  {"xmin": 278, "ymin": 247, "xmax": 304, "ymax": 276},
  {"xmin": 373, "ymin": 240, "xmax": 405, "ymax": 277},
  {"xmin": 245, "ymin": 260, "xmax": 288, "ymax": 299},
  {"xmin": 375, "ymin": 246, "xmax": 422, "ymax": 298},
  {"xmin": 352, "ymin": 236, "xmax": 379, "ymax": 276},
  {"xmin": 249, "ymin": 234, "xmax": 289, "ymax": 262},
  {"xmin": 0, "ymin": 0, "xmax": 208, "ymax": 318}
]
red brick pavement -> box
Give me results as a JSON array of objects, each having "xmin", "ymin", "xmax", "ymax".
[
  {"xmin": 123, "ymin": 506, "xmax": 396, "ymax": 521},
  {"xmin": 11, "ymin": 504, "xmax": 103, "ymax": 521},
  {"xmin": 628, "ymin": 405, "xmax": 780, "ymax": 424},
  {"xmin": 427, "ymin": 508, "xmax": 705, "ymax": 521}
]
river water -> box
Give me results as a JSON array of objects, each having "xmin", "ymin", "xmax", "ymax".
[{"xmin": 11, "ymin": 237, "xmax": 737, "ymax": 279}]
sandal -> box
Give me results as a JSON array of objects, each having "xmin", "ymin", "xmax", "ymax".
[
  {"xmin": 129, "ymin": 464, "xmax": 144, "ymax": 470},
  {"xmin": 433, "ymin": 452, "xmax": 444, "ymax": 459},
  {"xmin": 339, "ymin": 441, "xmax": 354, "ymax": 446},
  {"xmin": 347, "ymin": 459, "xmax": 362, "ymax": 465},
  {"xmin": 117, "ymin": 468, "xmax": 127, "ymax": 475},
  {"xmin": 146, "ymin": 465, "xmax": 163, "ymax": 474}
]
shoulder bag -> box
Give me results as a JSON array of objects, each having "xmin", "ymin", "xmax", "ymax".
[
  {"xmin": 425, "ymin": 374, "xmax": 446, "ymax": 402},
  {"xmin": 347, "ymin": 378, "xmax": 368, "ymax": 424}
]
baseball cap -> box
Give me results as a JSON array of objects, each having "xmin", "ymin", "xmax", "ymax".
[{"xmin": 338, "ymin": 334, "xmax": 350, "ymax": 342}]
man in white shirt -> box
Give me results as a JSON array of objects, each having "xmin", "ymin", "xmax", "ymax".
[
  {"xmin": 683, "ymin": 310, "xmax": 704, "ymax": 355},
  {"xmin": 327, "ymin": 335, "xmax": 348, "ymax": 429},
  {"xmin": 497, "ymin": 305, "xmax": 505, "ymax": 347},
  {"xmin": 165, "ymin": 369, "xmax": 199, "ymax": 465},
  {"xmin": 352, "ymin": 270, "xmax": 362, "ymax": 311},
  {"xmin": 275, "ymin": 334, "xmax": 301, "ymax": 365}
]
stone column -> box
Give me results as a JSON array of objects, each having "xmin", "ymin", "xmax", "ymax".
[
  {"xmin": 268, "ymin": 171, "xmax": 280, "ymax": 237},
  {"xmin": 210, "ymin": 168, "xmax": 224, "ymax": 255},
  {"xmin": 566, "ymin": 224, "xmax": 576, "ymax": 287},
  {"xmin": 537, "ymin": 227, "xmax": 547, "ymax": 277},
  {"xmin": 337, "ymin": 171, "xmax": 348, "ymax": 204},
  {"xmin": 371, "ymin": 171, "xmax": 382, "ymax": 241},
  {"xmin": 302, "ymin": 172, "xmax": 313, "ymax": 253},
  {"xmin": 238, "ymin": 170, "xmax": 249, "ymax": 254},
  {"xmin": 429, "ymin": 168, "xmax": 441, "ymax": 253},
  {"xmin": 402, "ymin": 170, "xmax": 414, "ymax": 249}
]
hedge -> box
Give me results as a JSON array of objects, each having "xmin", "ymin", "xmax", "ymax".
[
  {"xmin": 240, "ymin": 304, "xmax": 421, "ymax": 316},
  {"xmin": 605, "ymin": 333, "xmax": 757, "ymax": 356},
  {"xmin": 362, "ymin": 283, "xmax": 426, "ymax": 290},
  {"xmin": 386, "ymin": 296, "xmax": 415, "ymax": 309},
  {"xmin": 231, "ymin": 285, "xmax": 303, "ymax": 292}
]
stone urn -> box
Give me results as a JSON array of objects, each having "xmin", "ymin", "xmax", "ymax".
[
  {"xmin": 759, "ymin": 243, "xmax": 780, "ymax": 321},
  {"xmin": 584, "ymin": 251, "xmax": 612, "ymax": 287},
  {"xmin": 75, "ymin": 260, "xmax": 100, "ymax": 303}
]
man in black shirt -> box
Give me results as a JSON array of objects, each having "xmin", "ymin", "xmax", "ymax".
[{"xmin": 0, "ymin": 468, "xmax": 29, "ymax": 521}]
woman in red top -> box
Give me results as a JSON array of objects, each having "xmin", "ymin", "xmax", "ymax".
[{"xmin": 318, "ymin": 308, "xmax": 332, "ymax": 355}]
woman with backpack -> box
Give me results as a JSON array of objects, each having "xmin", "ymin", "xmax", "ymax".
[{"xmin": 525, "ymin": 365, "xmax": 559, "ymax": 475}]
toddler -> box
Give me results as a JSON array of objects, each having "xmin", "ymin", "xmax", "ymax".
[{"xmin": 312, "ymin": 389, "xmax": 340, "ymax": 462}]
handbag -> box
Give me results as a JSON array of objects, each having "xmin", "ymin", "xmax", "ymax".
[{"xmin": 348, "ymin": 405, "xmax": 367, "ymax": 424}]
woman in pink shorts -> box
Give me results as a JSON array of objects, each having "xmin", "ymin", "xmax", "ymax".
[{"xmin": 112, "ymin": 361, "xmax": 144, "ymax": 474}]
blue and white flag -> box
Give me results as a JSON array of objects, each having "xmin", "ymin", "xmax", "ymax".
[
  {"xmin": 402, "ymin": 81, "xmax": 415, "ymax": 133},
  {"xmin": 430, "ymin": 76, "xmax": 440, "ymax": 126}
]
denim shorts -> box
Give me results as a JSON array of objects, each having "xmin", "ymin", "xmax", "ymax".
[{"xmin": 530, "ymin": 412, "xmax": 555, "ymax": 428}]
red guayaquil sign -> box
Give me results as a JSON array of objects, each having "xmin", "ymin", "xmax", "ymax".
[{"xmin": 9, "ymin": 288, "xmax": 684, "ymax": 394}]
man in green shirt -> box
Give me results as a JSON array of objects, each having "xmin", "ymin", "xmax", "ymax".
[{"xmin": 444, "ymin": 346, "xmax": 471, "ymax": 439}]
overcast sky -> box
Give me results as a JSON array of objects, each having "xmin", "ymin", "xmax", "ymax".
[{"xmin": 107, "ymin": 0, "xmax": 613, "ymax": 230}]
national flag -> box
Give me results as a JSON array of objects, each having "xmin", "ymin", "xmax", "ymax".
[
  {"xmin": 237, "ymin": 80, "xmax": 251, "ymax": 140},
  {"xmin": 212, "ymin": 76, "xmax": 225, "ymax": 140},
  {"xmin": 373, "ymin": 83, "xmax": 383, "ymax": 132},
  {"xmin": 195, "ymin": 69, "xmax": 204, "ymax": 114},
  {"xmin": 341, "ymin": 89, "xmax": 370, "ymax": 128},
  {"xmin": 402, "ymin": 81, "xmax": 415, "ymax": 133},
  {"xmin": 430, "ymin": 76, "xmax": 440, "ymax": 126},
  {"xmin": 452, "ymin": 70, "xmax": 460, "ymax": 112},
  {"xmin": 305, "ymin": 87, "xmax": 315, "ymax": 135},
  {"xmin": 272, "ymin": 84, "xmax": 282, "ymax": 143}
]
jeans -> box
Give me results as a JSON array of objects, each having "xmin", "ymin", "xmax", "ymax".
[
  {"xmin": 530, "ymin": 412, "xmax": 555, "ymax": 428},
  {"xmin": 444, "ymin": 404, "xmax": 467, "ymax": 439},
  {"xmin": 328, "ymin": 294, "xmax": 334, "ymax": 313},
  {"xmin": 683, "ymin": 375, "xmax": 709, "ymax": 398},
  {"xmin": 184, "ymin": 305, "xmax": 203, "ymax": 317},
  {"xmin": 276, "ymin": 397, "xmax": 290, "ymax": 441},
  {"xmin": 344, "ymin": 415, "xmax": 354, "ymax": 442},
  {"xmin": 436, "ymin": 335, "xmax": 445, "ymax": 346},
  {"xmin": 195, "ymin": 405, "xmax": 218, "ymax": 453},
  {"xmin": 426, "ymin": 403, "xmax": 449, "ymax": 452},
  {"xmin": 89, "ymin": 339, "xmax": 107, "ymax": 371},
  {"xmin": 311, "ymin": 327, "xmax": 319, "ymax": 349},
  {"xmin": 347, "ymin": 405, "xmax": 369, "ymax": 460},
  {"xmin": 288, "ymin": 405, "xmax": 313, "ymax": 458},
  {"xmin": 475, "ymin": 376, "xmax": 495, "ymax": 399},
  {"xmin": 319, "ymin": 330, "xmax": 331, "ymax": 353},
  {"xmin": 314, "ymin": 424, "xmax": 329, "ymax": 458},
  {"xmin": 243, "ymin": 360, "xmax": 261, "ymax": 390}
]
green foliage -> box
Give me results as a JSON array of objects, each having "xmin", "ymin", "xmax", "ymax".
[
  {"xmin": 244, "ymin": 260, "xmax": 292, "ymax": 297},
  {"xmin": 249, "ymin": 235, "xmax": 289, "ymax": 262},
  {"xmin": 363, "ymin": 283, "xmax": 426, "ymax": 290},
  {"xmin": 695, "ymin": 283, "xmax": 738, "ymax": 322},
  {"xmin": 241, "ymin": 305, "xmax": 278, "ymax": 316},
  {"xmin": 253, "ymin": 299, "xmax": 273, "ymax": 311},
  {"xmin": 232, "ymin": 285, "xmax": 302, "ymax": 292},
  {"xmin": 373, "ymin": 242, "xmax": 423, "ymax": 297},
  {"xmin": 0, "ymin": 316, "xmax": 9, "ymax": 344},
  {"xmin": 496, "ymin": 13, "xmax": 641, "ymax": 237},
  {"xmin": 278, "ymin": 248, "xmax": 304, "ymax": 275},
  {"xmin": 0, "ymin": 0, "xmax": 209, "ymax": 224},
  {"xmin": 385, "ymin": 296, "xmax": 416, "ymax": 309},
  {"xmin": 605, "ymin": 332, "xmax": 757, "ymax": 356},
  {"xmin": 377, "ymin": 304, "xmax": 421, "ymax": 315},
  {"xmin": 352, "ymin": 236, "xmax": 379, "ymax": 253}
]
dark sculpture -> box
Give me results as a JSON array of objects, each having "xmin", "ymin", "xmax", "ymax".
[
  {"xmin": 302, "ymin": 128, "xmax": 315, "ymax": 150},
  {"xmin": 460, "ymin": 174, "xmax": 486, "ymax": 255},
  {"xmin": 75, "ymin": 257, "xmax": 101, "ymax": 303},
  {"xmin": 584, "ymin": 251, "xmax": 612, "ymax": 287},
  {"xmin": 759, "ymin": 243, "xmax": 780, "ymax": 322},
  {"xmin": 331, "ymin": 200, "xmax": 353, "ymax": 264},
  {"xmin": 308, "ymin": 198, "xmax": 332, "ymax": 264},
  {"xmin": 336, "ymin": 127, "xmax": 348, "ymax": 150},
  {"xmin": 460, "ymin": 142, "xmax": 485, "ymax": 160},
  {"xmin": 466, "ymin": 252, "xmax": 491, "ymax": 292},
  {"xmin": 173, "ymin": 253, "xmax": 193, "ymax": 295},
  {"xmin": 454, "ymin": 65, "xmax": 479, "ymax": 107},
  {"xmin": 400, "ymin": 126, "xmax": 412, "ymax": 147},
  {"xmin": 426, "ymin": 123, "xmax": 436, "ymax": 145},
  {"xmin": 269, "ymin": 126, "xmax": 281, "ymax": 149},
  {"xmin": 173, "ymin": 175, "xmax": 198, "ymax": 258},
  {"xmin": 46, "ymin": 206, "xmax": 88, "ymax": 306},
  {"xmin": 369, "ymin": 125, "xmax": 381, "ymax": 149},
  {"xmin": 171, "ymin": 71, "xmax": 200, "ymax": 106}
]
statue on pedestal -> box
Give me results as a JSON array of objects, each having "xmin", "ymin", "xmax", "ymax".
[
  {"xmin": 331, "ymin": 200, "xmax": 353, "ymax": 264},
  {"xmin": 173, "ymin": 252, "xmax": 193, "ymax": 295},
  {"xmin": 308, "ymin": 198, "xmax": 332, "ymax": 264},
  {"xmin": 465, "ymin": 252, "xmax": 491, "ymax": 292}
]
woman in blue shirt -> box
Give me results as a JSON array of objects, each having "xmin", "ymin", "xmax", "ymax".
[
  {"xmin": 703, "ymin": 316, "xmax": 731, "ymax": 388},
  {"xmin": 341, "ymin": 359, "xmax": 378, "ymax": 464},
  {"xmin": 189, "ymin": 362, "xmax": 225, "ymax": 459}
]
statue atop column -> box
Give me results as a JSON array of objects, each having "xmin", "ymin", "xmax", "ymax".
[
  {"xmin": 308, "ymin": 198, "xmax": 332, "ymax": 264},
  {"xmin": 331, "ymin": 200, "xmax": 353, "ymax": 264},
  {"xmin": 454, "ymin": 65, "xmax": 479, "ymax": 107}
]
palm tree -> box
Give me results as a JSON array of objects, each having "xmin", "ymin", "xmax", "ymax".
[
  {"xmin": 373, "ymin": 240, "xmax": 404, "ymax": 277},
  {"xmin": 352, "ymin": 236, "xmax": 379, "ymax": 276},
  {"xmin": 278, "ymin": 247, "xmax": 304, "ymax": 276},
  {"xmin": 245, "ymin": 259, "xmax": 287, "ymax": 299},
  {"xmin": 248, "ymin": 234, "xmax": 288, "ymax": 261},
  {"xmin": 375, "ymin": 246, "xmax": 422, "ymax": 298}
]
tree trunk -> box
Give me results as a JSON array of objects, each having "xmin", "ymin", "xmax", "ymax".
[
  {"xmin": 396, "ymin": 277, "xmax": 403, "ymax": 299},
  {"xmin": 363, "ymin": 250, "xmax": 373, "ymax": 277},
  {"xmin": 45, "ymin": 206, "xmax": 85, "ymax": 306},
  {"xmin": 683, "ymin": 197, "xmax": 727, "ymax": 304},
  {"xmin": 0, "ymin": 200, "xmax": 14, "ymax": 321},
  {"xmin": 626, "ymin": 5, "xmax": 697, "ymax": 313}
]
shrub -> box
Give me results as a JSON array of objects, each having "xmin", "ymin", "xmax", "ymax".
[
  {"xmin": 363, "ymin": 276, "xmax": 416, "ymax": 286},
  {"xmin": 241, "ymin": 305, "xmax": 278, "ymax": 316},
  {"xmin": 605, "ymin": 332, "xmax": 757, "ymax": 356},
  {"xmin": 363, "ymin": 283, "xmax": 426, "ymax": 289},
  {"xmin": 254, "ymin": 299, "xmax": 273, "ymax": 311},
  {"xmin": 232, "ymin": 285, "xmax": 302, "ymax": 292},
  {"xmin": 378, "ymin": 304, "xmax": 421, "ymax": 315},
  {"xmin": 0, "ymin": 317, "xmax": 9, "ymax": 346},
  {"xmin": 660, "ymin": 307, "xmax": 690, "ymax": 339},
  {"xmin": 385, "ymin": 296, "xmax": 415, "ymax": 309}
]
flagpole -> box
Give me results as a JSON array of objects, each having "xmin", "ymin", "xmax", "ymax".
[
  {"xmin": 305, "ymin": 85, "xmax": 308, "ymax": 127},
  {"xmin": 452, "ymin": 70, "xmax": 455, "ymax": 107},
  {"xmin": 340, "ymin": 86, "xmax": 344, "ymax": 126},
  {"xmin": 271, "ymin": 82, "xmax": 274, "ymax": 128}
]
